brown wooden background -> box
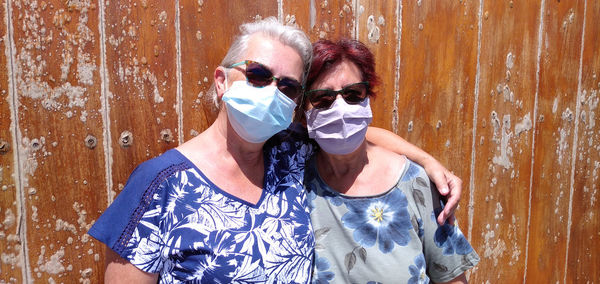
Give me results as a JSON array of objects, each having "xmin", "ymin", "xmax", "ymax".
[{"xmin": 0, "ymin": 0, "xmax": 598, "ymax": 283}]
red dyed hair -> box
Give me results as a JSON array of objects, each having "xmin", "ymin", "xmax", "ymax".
[{"xmin": 306, "ymin": 39, "xmax": 379, "ymax": 98}]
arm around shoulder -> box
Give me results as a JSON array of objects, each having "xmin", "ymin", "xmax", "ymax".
[
  {"xmin": 366, "ymin": 126, "xmax": 462, "ymax": 225},
  {"xmin": 366, "ymin": 127, "xmax": 430, "ymax": 163},
  {"xmin": 104, "ymin": 248, "xmax": 158, "ymax": 284}
]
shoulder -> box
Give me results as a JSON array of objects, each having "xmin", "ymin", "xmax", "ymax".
[
  {"xmin": 395, "ymin": 159, "xmax": 440, "ymax": 218},
  {"xmin": 120, "ymin": 149, "xmax": 193, "ymax": 198},
  {"xmin": 119, "ymin": 149, "xmax": 195, "ymax": 211},
  {"xmin": 368, "ymin": 144, "xmax": 409, "ymax": 185},
  {"xmin": 131, "ymin": 149, "xmax": 191, "ymax": 178},
  {"xmin": 266, "ymin": 123, "xmax": 315, "ymax": 153},
  {"xmin": 400, "ymin": 159, "xmax": 430, "ymax": 183},
  {"xmin": 88, "ymin": 149, "xmax": 193, "ymax": 248},
  {"xmin": 264, "ymin": 124, "xmax": 316, "ymax": 178}
]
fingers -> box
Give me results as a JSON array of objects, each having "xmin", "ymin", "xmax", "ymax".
[
  {"xmin": 440, "ymin": 194, "xmax": 458, "ymax": 225},
  {"xmin": 430, "ymin": 171, "xmax": 450, "ymax": 196},
  {"xmin": 436, "ymin": 211, "xmax": 456, "ymax": 226},
  {"xmin": 437, "ymin": 210, "xmax": 448, "ymax": 226},
  {"xmin": 437, "ymin": 171, "xmax": 462, "ymax": 225}
]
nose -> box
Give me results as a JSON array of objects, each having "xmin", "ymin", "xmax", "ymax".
[{"xmin": 268, "ymin": 76, "xmax": 280, "ymax": 87}]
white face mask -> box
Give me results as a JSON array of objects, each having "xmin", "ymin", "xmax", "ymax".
[{"xmin": 305, "ymin": 97, "xmax": 373, "ymax": 155}]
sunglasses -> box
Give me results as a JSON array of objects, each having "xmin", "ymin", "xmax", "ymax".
[
  {"xmin": 227, "ymin": 60, "xmax": 303, "ymax": 100},
  {"xmin": 305, "ymin": 82, "xmax": 369, "ymax": 109}
]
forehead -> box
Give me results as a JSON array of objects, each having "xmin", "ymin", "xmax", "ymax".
[
  {"xmin": 244, "ymin": 34, "xmax": 304, "ymax": 81},
  {"xmin": 310, "ymin": 59, "xmax": 362, "ymax": 90}
]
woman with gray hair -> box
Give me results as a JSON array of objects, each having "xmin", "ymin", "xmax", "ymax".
[{"xmin": 89, "ymin": 17, "xmax": 461, "ymax": 283}]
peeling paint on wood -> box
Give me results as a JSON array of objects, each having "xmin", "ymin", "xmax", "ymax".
[{"xmin": 0, "ymin": 0, "xmax": 598, "ymax": 282}]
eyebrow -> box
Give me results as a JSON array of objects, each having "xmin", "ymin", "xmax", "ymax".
[
  {"xmin": 310, "ymin": 82, "xmax": 363, "ymax": 91},
  {"xmin": 254, "ymin": 60, "xmax": 302, "ymax": 82}
]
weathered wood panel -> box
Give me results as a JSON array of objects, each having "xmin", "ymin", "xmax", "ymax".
[
  {"xmin": 0, "ymin": 0, "xmax": 599, "ymax": 283},
  {"xmin": 0, "ymin": 0, "xmax": 23, "ymax": 282},
  {"xmin": 394, "ymin": 0, "xmax": 479, "ymax": 213},
  {"xmin": 180, "ymin": 0, "xmax": 278, "ymax": 140},
  {"xmin": 356, "ymin": 0, "xmax": 399, "ymax": 132},
  {"xmin": 9, "ymin": 0, "xmax": 107, "ymax": 282},
  {"xmin": 284, "ymin": 0, "xmax": 355, "ymax": 42},
  {"xmin": 567, "ymin": 0, "xmax": 600, "ymax": 282},
  {"xmin": 526, "ymin": 0, "xmax": 585, "ymax": 282},
  {"xmin": 103, "ymin": 0, "xmax": 179, "ymax": 198},
  {"xmin": 470, "ymin": 1, "xmax": 541, "ymax": 282}
]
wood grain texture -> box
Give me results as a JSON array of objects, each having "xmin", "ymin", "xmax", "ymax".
[
  {"xmin": 567, "ymin": 0, "xmax": 600, "ymax": 282},
  {"xmin": 104, "ymin": 0, "xmax": 179, "ymax": 199},
  {"xmin": 8, "ymin": 0, "xmax": 107, "ymax": 282},
  {"xmin": 469, "ymin": 1, "xmax": 542, "ymax": 282},
  {"xmin": 526, "ymin": 1, "xmax": 585, "ymax": 282},
  {"xmin": 180, "ymin": 0, "xmax": 278, "ymax": 141},
  {"xmin": 395, "ymin": 0, "xmax": 479, "ymax": 200},
  {"xmin": 283, "ymin": 0, "xmax": 355, "ymax": 42},
  {"xmin": 0, "ymin": 0, "xmax": 23, "ymax": 281},
  {"xmin": 0, "ymin": 0, "xmax": 598, "ymax": 282},
  {"xmin": 356, "ymin": 0, "xmax": 399, "ymax": 131}
]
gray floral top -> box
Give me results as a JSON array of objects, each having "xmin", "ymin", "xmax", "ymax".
[{"xmin": 306, "ymin": 156, "xmax": 479, "ymax": 283}]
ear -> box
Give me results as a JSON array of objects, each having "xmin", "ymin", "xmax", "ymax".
[{"xmin": 214, "ymin": 66, "xmax": 228, "ymax": 100}]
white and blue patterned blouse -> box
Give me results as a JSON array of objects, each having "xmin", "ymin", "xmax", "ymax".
[{"xmin": 89, "ymin": 128, "xmax": 315, "ymax": 283}]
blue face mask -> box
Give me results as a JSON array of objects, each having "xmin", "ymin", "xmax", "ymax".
[{"xmin": 222, "ymin": 81, "xmax": 297, "ymax": 143}]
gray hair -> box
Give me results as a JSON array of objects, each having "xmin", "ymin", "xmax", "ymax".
[{"xmin": 210, "ymin": 17, "xmax": 312, "ymax": 106}]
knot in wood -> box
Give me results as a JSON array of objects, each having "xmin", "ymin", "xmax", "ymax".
[
  {"xmin": 84, "ymin": 135, "xmax": 97, "ymax": 149},
  {"xmin": 0, "ymin": 139, "xmax": 9, "ymax": 154},
  {"xmin": 119, "ymin": 131, "xmax": 133, "ymax": 147}
]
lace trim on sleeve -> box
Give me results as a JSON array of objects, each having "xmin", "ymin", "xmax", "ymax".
[{"xmin": 113, "ymin": 162, "xmax": 189, "ymax": 254}]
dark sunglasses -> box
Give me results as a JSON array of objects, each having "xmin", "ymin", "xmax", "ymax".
[
  {"xmin": 305, "ymin": 82, "xmax": 369, "ymax": 109},
  {"xmin": 227, "ymin": 60, "xmax": 303, "ymax": 100}
]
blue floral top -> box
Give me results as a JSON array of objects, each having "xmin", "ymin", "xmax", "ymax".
[
  {"xmin": 306, "ymin": 157, "xmax": 479, "ymax": 283},
  {"xmin": 89, "ymin": 129, "xmax": 315, "ymax": 283}
]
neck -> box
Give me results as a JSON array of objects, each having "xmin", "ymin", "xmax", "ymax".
[
  {"xmin": 210, "ymin": 108, "xmax": 265, "ymax": 163},
  {"xmin": 317, "ymin": 141, "xmax": 369, "ymax": 184}
]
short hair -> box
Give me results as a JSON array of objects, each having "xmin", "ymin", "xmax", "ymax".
[
  {"xmin": 210, "ymin": 17, "xmax": 312, "ymax": 106},
  {"xmin": 306, "ymin": 39, "xmax": 379, "ymax": 98}
]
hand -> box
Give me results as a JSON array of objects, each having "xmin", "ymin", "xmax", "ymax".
[{"xmin": 422, "ymin": 157, "xmax": 463, "ymax": 226}]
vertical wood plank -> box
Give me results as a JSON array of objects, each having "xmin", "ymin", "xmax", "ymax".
[
  {"xmin": 394, "ymin": 0, "xmax": 479, "ymax": 227},
  {"xmin": 180, "ymin": 0, "xmax": 278, "ymax": 141},
  {"xmin": 104, "ymin": 0, "xmax": 179, "ymax": 198},
  {"xmin": 567, "ymin": 0, "xmax": 600, "ymax": 282},
  {"xmin": 10, "ymin": 0, "xmax": 107, "ymax": 282},
  {"xmin": 0, "ymin": 0, "xmax": 24, "ymax": 281},
  {"xmin": 526, "ymin": 0, "xmax": 585, "ymax": 282},
  {"xmin": 469, "ymin": 1, "xmax": 541, "ymax": 282},
  {"xmin": 0, "ymin": 1, "xmax": 598, "ymax": 282},
  {"xmin": 356, "ymin": 0, "xmax": 399, "ymax": 132},
  {"xmin": 283, "ymin": 0, "xmax": 355, "ymax": 42}
]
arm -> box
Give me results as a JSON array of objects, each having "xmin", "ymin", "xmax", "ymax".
[
  {"xmin": 104, "ymin": 248, "xmax": 158, "ymax": 284},
  {"xmin": 366, "ymin": 126, "xmax": 462, "ymax": 225}
]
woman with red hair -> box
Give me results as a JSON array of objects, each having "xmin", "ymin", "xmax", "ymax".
[{"xmin": 301, "ymin": 39, "xmax": 480, "ymax": 283}]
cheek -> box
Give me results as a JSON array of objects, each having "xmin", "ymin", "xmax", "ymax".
[{"xmin": 227, "ymin": 70, "xmax": 246, "ymax": 84}]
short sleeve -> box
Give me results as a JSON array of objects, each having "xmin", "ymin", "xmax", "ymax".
[
  {"xmin": 88, "ymin": 150, "xmax": 190, "ymax": 273},
  {"xmin": 407, "ymin": 161, "xmax": 480, "ymax": 282}
]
